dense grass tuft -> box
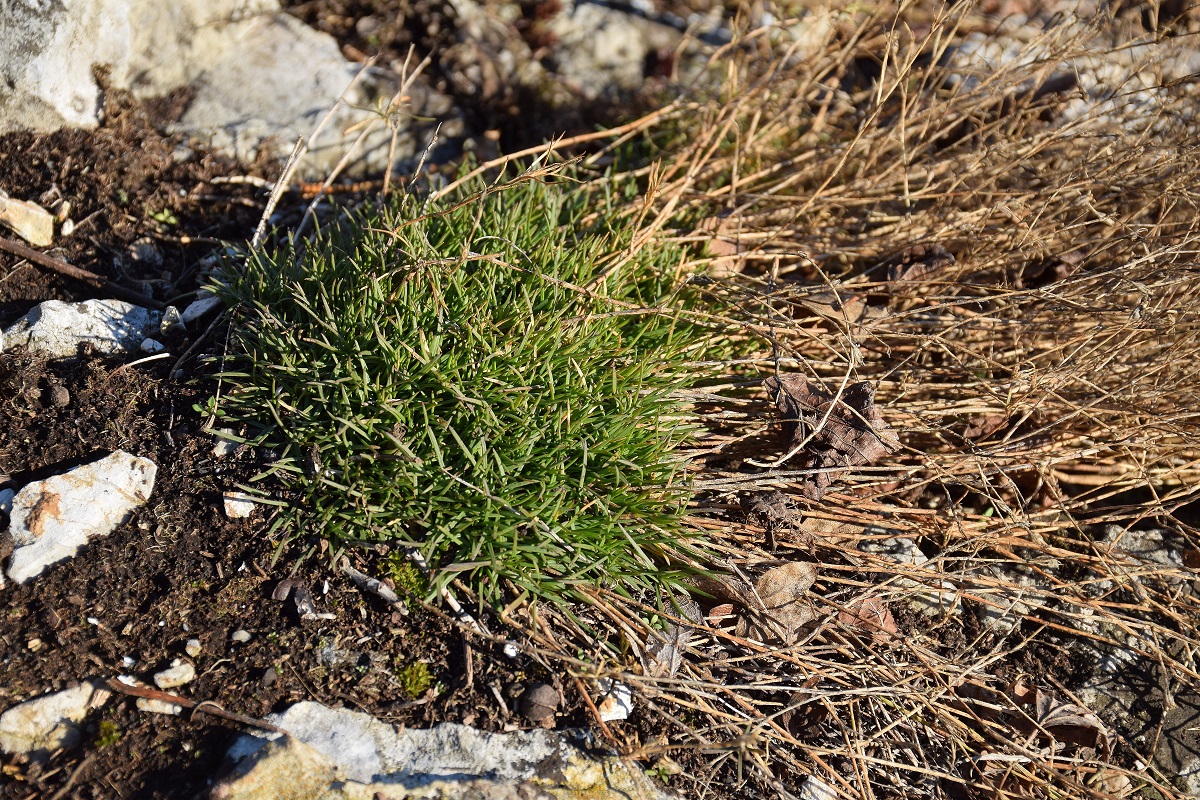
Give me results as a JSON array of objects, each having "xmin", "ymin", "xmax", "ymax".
[{"xmin": 211, "ymin": 170, "xmax": 713, "ymax": 604}]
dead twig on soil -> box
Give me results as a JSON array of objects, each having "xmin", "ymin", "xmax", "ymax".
[
  {"xmin": 0, "ymin": 236, "xmax": 165, "ymax": 310},
  {"xmin": 104, "ymin": 677, "xmax": 286, "ymax": 734}
]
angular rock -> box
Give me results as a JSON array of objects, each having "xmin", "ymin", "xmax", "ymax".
[
  {"xmin": 218, "ymin": 702, "xmax": 671, "ymax": 799},
  {"xmin": 595, "ymin": 678, "xmax": 633, "ymax": 722},
  {"xmin": 0, "ymin": 0, "xmax": 454, "ymax": 178},
  {"xmin": 5, "ymin": 451, "xmax": 157, "ymax": 585},
  {"xmin": 180, "ymin": 294, "xmax": 223, "ymax": 324},
  {"xmin": 0, "ymin": 681, "xmax": 111, "ymax": 760},
  {"xmin": 223, "ymin": 492, "xmax": 257, "ymax": 519},
  {"xmin": 1, "ymin": 299, "xmax": 161, "ymax": 358},
  {"xmin": 153, "ymin": 659, "xmax": 196, "ymax": 689},
  {"xmin": 0, "ymin": 194, "xmax": 54, "ymax": 247}
]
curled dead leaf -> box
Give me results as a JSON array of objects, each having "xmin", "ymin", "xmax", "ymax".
[
  {"xmin": 763, "ymin": 374, "xmax": 900, "ymax": 500},
  {"xmin": 881, "ymin": 241, "xmax": 955, "ymax": 283},
  {"xmin": 836, "ymin": 594, "xmax": 897, "ymax": 643},
  {"xmin": 1010, "ymin": 682, "xmax": 1112, "ymax": 760},
  {"xmin": 744, "ymin": 491, "xmax": 816, "ymax": 551},
  {"xmin": 644, "ymin": 595, "xmax": 701, "ymax": 679},
  {"xmin": 963, "ymin": 413, "xmax": 1007, "ymax": 441},
  {"xmin": 736, "ymin": 561, "xmax": 819, "ymax": 644}
]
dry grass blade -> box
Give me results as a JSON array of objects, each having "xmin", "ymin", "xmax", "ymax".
[{"xmin": 474, "ymin": 3, "xmax": 1200, "ymax": 799}]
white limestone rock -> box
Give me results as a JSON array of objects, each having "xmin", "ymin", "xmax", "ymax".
[
  {"xmin": 136, "ymin": 698, "xmax": 184, "ymax": 716},
  {"xmin": 0, "ymin": 681, "xmax": 111, "ymax": 759},
  {"xmin": 0, "ymin": 0, "xmax": 453, "ymax": 178},
  {"xmin": 4, "ymin": 451, "xmax": 157, "ymax": 585},
  {"xmin": 223, "ymin": 492, "xmax": 257, "ymax": 519},
  {"xmin": 2, "ymin": 299, "xmax": 161, "ymax": 358},
  {"xmin": 219, "ymin": 702, "xmax": 672, "ymax": 799},
  {"xmin": 180, "ymin": 294, "xmax": 223, "ymax": 324},
  {"xmin": 595, "ymin": 678, "xmax": 632, "ymax": 722},
  {"xmin": 859, "ymin": 536, "xmax": 959, "ymax": 617},
  {"xmin": 153, "ymin": 659, "xmax": 196, "ymax": 689}
]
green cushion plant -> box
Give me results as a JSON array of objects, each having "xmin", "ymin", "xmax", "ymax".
[{"xmin": 209, "ymin": 167, "xmax": 717, "ymax": 606}]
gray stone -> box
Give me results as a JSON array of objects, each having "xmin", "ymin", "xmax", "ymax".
[
  {"xmin": 5, "ymin": 451, "xmax": 157, "ymax": 585},
  {"xmin": 1, "ymin": 299, "xmax": 161, "ymax": 358},
  {"xmin": 860, "ymin": 536, "xmax": 958, "ymax": 617},
  {"xmin": 1077, "ymin": 641, "xmax": 1200, "ymax": 796},
  {"xmin": 0, "ymin": 681, "xmax": 111, "ymax": 760},
  {"xmin": 219, "ymin": 702, "xmax": 672, "ymax": 799},
  {"xmin": 546, "ymin": 2, "xmax": 664, "ymax": 99},
  {"xmin": 972, "ymin": 564, "xmax": 1043, "ymax": 635},
  {"xmin": 0, "ymin": 0, "xmax": 452, "ymax": 178},
  {"xmin": 1101, "ymin": 524, "xmax": 1185, "ymax": 570},
  {"xmin": 180, "ymin": 295, "xmax": 223, "ymax": 324}
]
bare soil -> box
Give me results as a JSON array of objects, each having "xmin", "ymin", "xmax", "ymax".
[{"xmin": 0, "ymin": 80, "xmax": 585, "ymax": 800}]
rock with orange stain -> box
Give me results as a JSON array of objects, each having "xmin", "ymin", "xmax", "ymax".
[{"xmin": 4, "ymin": 451, "xmax": 156, "ymax": 585}]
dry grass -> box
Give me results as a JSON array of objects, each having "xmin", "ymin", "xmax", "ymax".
[{"xmin": 459, "ymin": 2, "xmax": 1200, "ymax": 798}]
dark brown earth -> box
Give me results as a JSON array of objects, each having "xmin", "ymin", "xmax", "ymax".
[{"xmin": 0, "ymin": 54, "xmax": 597, "ymax": 800}]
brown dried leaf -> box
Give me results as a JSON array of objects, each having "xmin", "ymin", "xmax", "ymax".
[
  {"xmin": 744, "ymin": 491, "xmax": 816, "ymax": 550},
  {"xmin": 763, "ymin": 374, "xmax": 900, "ymax": 500},
  {"xmin": 644, "ymin": 595, "xmax": 701, "ymax": 679},
  {"xmin": 706, "ymin": 237, "xmax": 743, "ymax": 257},
  {"xmin": 1010, "ymin": 682, "xmax": 1113, "ymax": 760},
  {"xmin": 964, "ymin": 413, "xmax": 1008, "ymax": 441},
  {"xmin": 736, "ymin": 561, "xmax": 819, "ymax": 644},
  {"xmin": 707, "ymin": 603, "xmax": 736, "ymax": 622},
  {"xmin": 836, "ymin": 594, "xmax": 897, "ymax": 643},
  {"xmin": 798, "ymin": 290, "xmax": 886, "ymax": 328},
  {"xmin": 882, "ymin": 241, "xmax": 955, "ymax": 282}
]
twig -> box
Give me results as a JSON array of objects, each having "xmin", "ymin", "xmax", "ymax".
[
  {"xmin": 0, "ymin": 236, "xmax": 165, "ymax": 310},
  {"xmin": 341, "ymin": 556, "xmax": 409, "ymax": 614},
  {"xmin": 104, "ymin": 677, "xmax": 286, "ymax": 734},
  {"xmin": 48, "ymin": 754, "xmax": 93, "ymax": 800}
]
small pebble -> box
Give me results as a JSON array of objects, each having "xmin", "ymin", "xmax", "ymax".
[
  {"xmin": 185, "ymin": 638, "xmax": 202, "ymax": 658},
  {"xmin": 261, "ymin": 667, "xmax": 277, "ymax": 688},
  {"xmin": 503, "ymin": 641, "xmax": 519, "ymax": 659},
  {"xmin": 47, "ymin": 385, "xmax": 70, "ymax": 407},
  {"xmin": 137, "ymin": 698, "xmax": 183, "ymax": 716},
  {"xmin": 518, "ymin": 682, "xmax": 560, "ymax": 723},
  {"xmin": 27, "ymin": 638, "xmax": 42, "ymax": 653},
  {"xmin": 596, "ymin": 678, "xmax": 633, "ymax": 722},
  {"xmin": 154, "ymin": 659, "xmax": 196, "ymax": 689},
  {"xmin": 122, "ymin": 655, "xmax": 136, "ymax": 668},
  {"xmin": 231, "ymin": 629, "xmax": 251, "ymax": 644}
]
